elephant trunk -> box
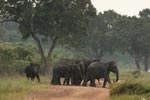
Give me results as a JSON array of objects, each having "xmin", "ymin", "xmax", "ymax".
[{"xmin": 113, "ymin": 69, "xmax": 119, "ymax": 82}]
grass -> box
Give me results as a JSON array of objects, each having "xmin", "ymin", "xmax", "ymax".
[
  {"xmin": 0, "ymin": 67, "xmax": 150, "ymax": 100},
  {"xmin": 111, "ymin": 94, "xmax": 150, "ymax": 100},
  {"xmin": 110, "ymin": 71, "xmax": 150, "ymax": 100},
  {"xmin": 0, "ymin": 76, "xmax": 49, "ymax": 100}
]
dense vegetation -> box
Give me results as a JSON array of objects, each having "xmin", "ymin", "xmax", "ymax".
[
  {"xmin": 0, "ymin": 42, "xmax": 37, "ymax": 75},
  {"xmin": 110, "ymin": 71, "xmax": 150, "ymax": 100}
]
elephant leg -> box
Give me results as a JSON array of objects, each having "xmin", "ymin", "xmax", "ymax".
[
  {"xmin": 82, "ymin": 78, "xmax": 88, "ymax": 86},
  {"xmin": 58, "ymin": 76, "xmax": 61, "ymax": 85},
  {"xmin": 64, "ymin": 75, "xmax": 71, "ymax": 85},
  {"xmin": 89, "ymin": 79, "xmax": 92, "ymax": 86},
  {"xmin": 51, "ymin": 76, "xmax": 54, "ymax": 84},
  {"xmin": 52, "ymin": 74, "xmax": 61, "ymax": 85},
  {"xmin": 63, "ymin": 78, "xmax": 67, "ymax": 85},
  {"xmin": 31, "ymin": 75, "xmax": 35, "ymax": 81},
  {"xmin": 90, "ymin": 79, "xmax": 96, "ymax": 87},
  {"xmin": 93, "ymin": 79, "xmax": 96, "ymax": 87},
  {"xmin": 97, "ymin": 79, "xmax": 101, "ymax": 85},
  {"xmin": 66, "ymin": 76, "xmax": 70, "ymax": 85},
  {"xmin": 36, "ymin": 74, "xmax": 40, "ymax": 82},
  {"xmin": 51, "ymin": 73, "xmax": 57, "ymax": 85},
  {"xmin": 78, "ymin": 79, "xmax": 82, "ymax": 86},
  {"xmin": 63, "ymin": 76, "xmax": 70, "ymax": 85},
  {"xmin": 108, "ymin": 78, "xmax": 111, "ymax": 83},
  {"xmin": 51, "ymin": 73, "xmax": 56, "ymax": 85},
  {"xmin": 103, "ymin": 78, "xmax": 108, "ymax": 88}
]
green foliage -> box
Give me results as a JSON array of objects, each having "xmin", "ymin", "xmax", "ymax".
[
  {"xmin": 0, "ymin": 0, "xmax": 96, "ymax": 71},
  {"xmin": 0, "ymin": 42, "xmax": 36, "ymax": 61},
  {"xmin": 0, "ymin": 42, "xmax": 40, "ymax": 75},
  {"xmin": 14, "ymin": 47, "xmax": 32, "ymax": 60},
  {"xmin": 0, "ymin": 60, "xmax": 28, "ymax": 76},
  {"xmin": 110, "ymin": 77, "xmax": 150, "ymax": 100},
  {"xmin": 110, "ymin": 78, "xmax": 150, "ymax": 96},
  {"xmin": 0, "ymin": 47, "xmax": 16, "ymax": 60},
  {"xmin": 51, "ymin": 47, "xmax": 85, "ymax": 63},
  {"xmin": 80, "ymin": 10, "xmax": 121, "ymax": 60},
  {"xmin": 25, "ymin": 55, "xmax": 33, "ymax": 62},
  {"xmin": 110, "ymin": 94, "xmax": 150, "ymax": 100}
]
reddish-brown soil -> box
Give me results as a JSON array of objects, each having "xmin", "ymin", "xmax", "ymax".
[{"xmin": 21, "ymin": 81, "xmax": 110, "ymax": 100}]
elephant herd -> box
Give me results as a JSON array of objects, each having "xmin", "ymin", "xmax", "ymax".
[
  {"xmin": 24, "ymin": 59, "xmax": 119, "ymax": 88},
  {"xmin": 51, "ymin": 59, "xmax": 119, "ymax": 88}
]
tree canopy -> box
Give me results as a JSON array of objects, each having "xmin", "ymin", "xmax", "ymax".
[{"xmin": 0, "ymin": 0, "xmax": 96, "ymax": 73}]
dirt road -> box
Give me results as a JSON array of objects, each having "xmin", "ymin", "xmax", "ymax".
[{"xmin": 22, "ymin": 84, "xmax": 110, "ymax": 100}]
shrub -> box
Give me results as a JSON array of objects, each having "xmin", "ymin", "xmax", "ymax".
[
  {"xmin": 14, "ymin": 46, "xmax": 33, "ymax": 60},
  {"xmin": 131, "ymin": 70, "xmax": 142, "ymax": 78},
  {"xmin": 0, "ymin": 60, "xmax": 28, "ymax": 76},
  {"xmin": 111, "ymin": 79, "xmax": 150, "ymax": 95}
]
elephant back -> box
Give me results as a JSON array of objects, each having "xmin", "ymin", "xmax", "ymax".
[
  {"xmin": 87, "ymin": 62, "xmax": 108, "ymax": 76},
  {"xmin": 54, "ymin": 59, "xmax": 79, "ymax": 66}
]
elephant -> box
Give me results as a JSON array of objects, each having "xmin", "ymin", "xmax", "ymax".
[
  {"xmin": 80, "ymin": 59, "xmax": 99, "ymax": 83},
  {"xmin": 51, "ymin": 59, "xmax": 83, "ymax": 86},
  {"xmin": 82, "ymin": 61, "xmax": 119, "ymax": 88},
  {"xmin": 82, "ymin": 59, "xmax": 99, "ymax": 73},
  {"xmin": 24, "ymin": 63, "xmax": 40, "ymax": 82}
]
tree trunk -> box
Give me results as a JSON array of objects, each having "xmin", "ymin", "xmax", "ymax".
[
  {"xmin": 47, "ymin": 37, "xmax": 57, "ymax": 63},
  {"xmin": 135, "ymin": 59, "xmax": 140, "ymax": 69},
  {"xmin": 31, "ymin": 32, "xmax": 48, "ymax": 74},
  {"xmin": 31, "ymin": 32, "xmax": 58, "ymax": 75},
  {"xmin": 134, "ymin": 57, "xmax": 141, "ymax": 70},
  {"xmin": 133, "ymin": 53, "xmax": 144, "ymax": 70},
  {"xmin": 144, "ymin": 52, "xmax": 149, "ymax": 71}
]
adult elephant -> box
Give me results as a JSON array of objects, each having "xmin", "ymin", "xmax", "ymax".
[
  {"xmin": 81, "ymin": 59, "xmax": 99, "ymax": 83},
  {"xmin": 82, "ymin": 61, "xmax": 119, "ymax": 88},
  {"xmin": 51, "ymin": 59, "xmax": 83, "ymax": 85},
  {"xmin": 82, "ymin": 59, "xmax": 99, "ymax": 73},
  {"xmin": 24, "ymin": 63, "xmax": 40, "ymax": 82}
]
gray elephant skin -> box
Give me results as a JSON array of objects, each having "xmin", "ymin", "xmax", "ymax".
[
  {"xmin": 51, "ymin": 59, "xmax": 83, "ymax": 85},
  {"xmin": 24, "ymin": 63, "xmax": 40, "ymax": 82},
  {"xmin": 82, "ymin": 61, "xmax": 119, "ymax": 88}
]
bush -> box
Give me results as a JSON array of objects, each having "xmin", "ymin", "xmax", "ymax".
[
  {"xmin": 0, "ymin": 60, "xmax": 29, "ymax": 76},
  {"xmin": 14, "ymin": 46, "xmax": 33, "ymax": 60},
  {"xmin": 131, "ymin": 70, "xmax": 142, "ymax": 78},
  {"xmin": 111, "ymin": 79, "xmax": 150, "ymax": 95},
  {"xmin": 0, "ymin": 42, "xmax": 37, "ymax": 61}
]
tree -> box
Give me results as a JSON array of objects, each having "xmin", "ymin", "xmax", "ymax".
[
  {"xmin": 113, "ymin": 14, "xmax": 150, "ymax": 70},
  {"xmin": 1, "ymin": 0, "xmax": 96, "ymax": 73},
  {"xmin": 139, "ymin": 8, "xmax": 150, "ymax": 71},
  {"xmin": 114, "ymin": 16, "xmax": 143, "ymax": 69},
  {"xmin": 81, "ymin": 10, "xmax": 120, "ymax": 61}
]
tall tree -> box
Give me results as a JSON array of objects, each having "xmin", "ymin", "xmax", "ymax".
[
  {"xmin": 1, "ymin": 0, "xmax": 96, "ymax": 73},
  {"xmin": 114, "ymin": 15, "xmax": 150, "ymax": 70},
  {"xmin": 139, "ymin": 8, "xmax": 150, "ymax": 71},
  {"xmin": 81, "ymin": 10, "xmax": 120, "ymax": 61}
]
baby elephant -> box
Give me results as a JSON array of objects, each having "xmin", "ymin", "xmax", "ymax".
[{"xmin": 24, "ymin": 63, "xmax": 40, "ymax": 82}]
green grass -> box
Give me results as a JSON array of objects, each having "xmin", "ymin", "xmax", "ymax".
[
  {"xmin": 0, "ymin": 76, "xmax": 49, "ymax": 100},
  {"xmin": 111, "ymin": 94, "xmax": 150, "ymax": 100},
  {"xmin": 0, "ymin": 67, "xmax": 150, "ymax": 100},
  {"xmin": 110, "ymin": 72, "xmax": 150, "ymax": 100}
]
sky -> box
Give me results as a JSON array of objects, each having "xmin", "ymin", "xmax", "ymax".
[{"xmin": 91, "ymin": 0, "xmax": 150, "ymax": 16}]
